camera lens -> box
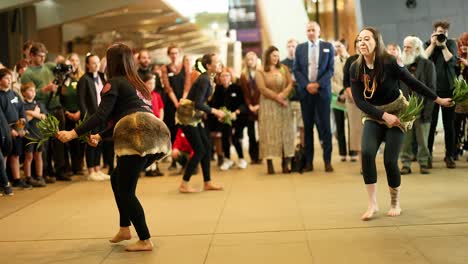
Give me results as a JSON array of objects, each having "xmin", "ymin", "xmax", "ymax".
[{"xmin": 437, "ymin": 34, "xmax": 446, "ymax": 42}]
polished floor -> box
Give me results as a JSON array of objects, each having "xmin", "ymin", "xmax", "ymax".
[{"xmin": 0, "ymin": 139, "xmax": 467, "ymax": 264}]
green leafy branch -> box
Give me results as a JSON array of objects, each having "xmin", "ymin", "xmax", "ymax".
[
  {"xmin": 453, "ymin": 77, "xmax": 468, "ymax": 104},
  {"xmin": 24, "ymin": 114, "xmax": 60, "ymax": 148},
  {"xmin": 399, "ymin": 94, "xmax": 424, "ymax": 123}
]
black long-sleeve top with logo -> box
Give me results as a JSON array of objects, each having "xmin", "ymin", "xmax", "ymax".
[
  {"xmin": 75, "ymin": 76, "xmax": 151, "ymax": 137},
  {"xmin": 350, "ymin": 56, "xmax": 437, "ymax": 120}
]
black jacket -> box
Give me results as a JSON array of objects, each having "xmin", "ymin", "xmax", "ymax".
[{"xmin": 77, "ymin": 72, "xmax": 106, "ymax": 117}]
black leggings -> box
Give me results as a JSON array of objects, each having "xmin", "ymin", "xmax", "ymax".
[
  {"xmin": 333, "ymin": 109, "xmax": 347, "ymax": 156},
  {"xmin": 182, "ymin": 124, "xmax": 211, "ymax": 182},
  {"xmin": 111, "ymin": 154, "xmax": 158, "ymax": 240},
  {"xmin": 361, "ymin": 121, "xmax": 404, "ymax": 188},
  {"xmin": 428, "ymin": 104, "xmax": 456, "ymax": 158},
  {"xmin": 222, "ymin": 122, "xmax": 245, "ymax": 159},
  {"xmin": 85, "ymin": 144, "xmax": 102, "ymax": 168},
  {"xmin": 246, "ymin": 120, "xmax": 259, "ymax": 162}
]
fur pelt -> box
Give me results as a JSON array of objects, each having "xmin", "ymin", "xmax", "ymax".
[{"xmin": 113, "ymin": 112, "xmax": 171, "ymax": 158}]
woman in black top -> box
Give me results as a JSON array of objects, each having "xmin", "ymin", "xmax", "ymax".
[
  {"xmin": 77, "ymin": 54, "xmax": 109, "ymax": 180},
  {"xmin": 350, "ymin": 27, "xmax": 452, "ymax": 221},
  {"xmin": 57, "ymin": 43, "xmax": 171, "ymax": 251},
  {"xmin": 177, "ymin": 54, "xmax": 225, "ymax": 193}
]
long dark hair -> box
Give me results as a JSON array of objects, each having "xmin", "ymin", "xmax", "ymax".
[
  {"xmin": 354, "ymin": 27, "xmax": 390, "ymax": 83},
  {"xmin": 106, "ymin": 43, "xmax": 151, "ymax": 100},
  {"xmin": 263, "ymin": 46, "xmax": 281, "ymax": 72}
]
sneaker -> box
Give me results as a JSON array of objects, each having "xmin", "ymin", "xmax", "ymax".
[
  {"xmin": 220, "ymin": 159, "xmax": 234, "ymax": 171},
  {"xmin": 420, "ymin": 166, "xmax": 430, "ymax": 174},
  {"xmin": 340, "ymin": 156, "xmax": 347, "ymax": 162},
  {"xmin": 400, "ymin": 167, "xmax": 412, "ymax": 175},
  {"xmin": 2, "ymin": 184, "xmax": 14, "ymax": 196},
  {"xmin": 168, "ymin": 161, "xmax": 178, "ymax": 171},
  {"xmin": 56, "ymin": 175, "xmax": 72, "ymax": 181},
  {"xmin": 12, "ymin": 179, "xmax": 32, "ymax": 189},
  {"xmin": 145, "ymin": 170, "xmax": 164, "ymax": 177},
  {"xmin": 45, "ymin": 176, "xmax": 56, "ymax": 184},
  {"xmin": 444, "ymin": 157, "xmax": 456, "ymax": 169},
  {"xmin": 350, "ymin": 156, "xmax": 358, "ymax": 162},
  {"xmin": 26, "ymin": 177, "xmax": 46, "ymax": 187},
  {"xmin": 88, "ymin": 172, "xmax": 105, "ymax": 181},
  {"xmin": 97, "ymin": 171, "xmax": 111, "ymax": 180},
  {"xmin": 237, "ymin": 159, "xmax": 248, "ymax": 169}
]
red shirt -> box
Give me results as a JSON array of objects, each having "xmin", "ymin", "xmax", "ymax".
[
  {"xmin": 151, "ymin": 91, "xmax": 164, "ymax": 118},
  {"xmin": 173, "ymin": 129, "xmax": 194, "ymax": 157}
]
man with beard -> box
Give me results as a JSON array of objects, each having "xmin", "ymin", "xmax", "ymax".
[
  {"xmin": 399, "ymin": 36, "xmax": 436, "ymax": 174},
  {"xmin": 137, "ymin": 49, "xmax": 152, "ymax": 79}
]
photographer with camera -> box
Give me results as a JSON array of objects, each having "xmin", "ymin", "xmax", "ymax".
[
  {"xmin": 21, "ymin": 42, "xmax": 68, "ymax": 182},
  {"xmin": 424, "ymin": 21, "xmax": 458, "ymax": 169}
]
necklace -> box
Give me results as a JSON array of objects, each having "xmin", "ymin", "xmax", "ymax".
[{"xmin": 363, "ymin": 67, "xmax": 377, "ymax": 99}]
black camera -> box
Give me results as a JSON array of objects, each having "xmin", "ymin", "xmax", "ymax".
[
  {"xmin": 436, "ymin": 33, "xmax": 447, "ymax": 43},
  {"xmin": 52, "ymin": 63, "xmax": 73, "ymax": 85}
]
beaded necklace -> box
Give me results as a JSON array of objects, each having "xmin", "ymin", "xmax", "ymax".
[{"xmin": 363, "ymin": 66, "xmax": 377, "ymax": 99}]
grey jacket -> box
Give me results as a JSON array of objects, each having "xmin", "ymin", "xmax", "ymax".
[{"xmin": 400, "ymin": 56, "xmax": 437, "ymax": 122}]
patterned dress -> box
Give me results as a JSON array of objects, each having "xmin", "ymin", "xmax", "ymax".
[{"xmin": 256, "ymin": 66, "xmax": 295, "ymax": 159}]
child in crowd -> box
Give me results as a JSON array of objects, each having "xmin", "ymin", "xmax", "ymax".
[
  {"xmin": 0, "ymin": 68, "xmax": 31, "ymax": 188},
  {"xmin": 142, "ymin": 73, "xmax": 164, "ymax": 176},
  {"xmin": 21, "ymin": 82, "xmax": 47, "ymax": 187},
  {"xmin": 172, "ymin": 128, "xmax": 194, "ymax": 174}
]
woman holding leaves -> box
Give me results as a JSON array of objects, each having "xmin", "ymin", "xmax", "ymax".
[
  {"xmin": 176, "ymin": 54, "xmax": 225, "ymax": 193},
  {"xmin": 256, "ymin": 46, "xmax": 294, "ymax": 174},
  {"xmin": 350, "ymin": 27, "xmax": 452, "ymax": 221}
]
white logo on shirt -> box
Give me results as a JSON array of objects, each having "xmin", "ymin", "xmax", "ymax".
[{"xmin": 11, "ymin": 97, "xmax": 19, "ymax": 104}]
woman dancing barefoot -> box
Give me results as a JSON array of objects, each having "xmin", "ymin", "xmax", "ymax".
[
  {"xmin": 57, "ymin": 43, "xmax": 171, "ymax": 251},
  {"xmin": 350, "ymin": 27, "xmax": 452, "ymax": 220}
]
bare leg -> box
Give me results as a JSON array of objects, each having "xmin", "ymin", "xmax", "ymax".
[
  {"xmin": 24, "ymin": 152, "xmax": 33, "ymax": 177},
  {"xmin": 34, "ymin": 152, "xmax": 43, "ymax": 177},
  {"xmin": 10, "ymin": 155, "xmax": 21, "ymax": 180},
  {"xmin": 109, "ymin": 226, "xmax": 131, "ymax": 243},
  {"xmin": 387, "ymin": 187, "xmax": 402, "ymax": 217},
  {"xmin": 361, "ymin": 183, "xmax": 379, "ymax": 221}
]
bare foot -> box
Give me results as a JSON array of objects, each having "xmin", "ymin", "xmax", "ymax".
[
  {"xmin": 387, "ymin": 206, "xmax": 402, "ymax": 217},
  {"xmin": 204, "ymin": 182, "xmax": 223, "ymax": 191},
  {"xmin": 125, "ymin": 239, "xmax": 153, "ymax": 252},
  {"xmin": 361, "ymin": 205, "xmax": 379, "ymax": 221},
  {"xmin": 179, "ymin": 184, "xmax": 200, "ymax": 193},
  {"xmin": 109, "ymin": 227, "xmax": 131, "ymax": 243},
  {"xmin": 387, "ymin": 187, "xmax": 401, "ymax": 217}
]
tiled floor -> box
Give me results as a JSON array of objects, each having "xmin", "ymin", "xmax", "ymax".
[{"xmin": 0, "ymin": 141, "xmax": 467, "ymax": 264}]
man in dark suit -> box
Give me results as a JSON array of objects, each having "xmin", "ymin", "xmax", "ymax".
[{"xmin": 293, "ymin": 21, "xmax": 335, "ymax": 172}]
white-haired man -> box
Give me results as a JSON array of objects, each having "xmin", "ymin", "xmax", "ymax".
[{"xmin": 399, "ymin": 36, "xmax": 436, "ymax": 174}]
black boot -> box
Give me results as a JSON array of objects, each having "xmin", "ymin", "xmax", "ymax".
[
  {"xmin": 267, "ymin": 159, "xmax": 275, "ymax": 174},
  {"xmin": 282, "ymin": 157, "xmax": 291, "ymax": 174}
]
